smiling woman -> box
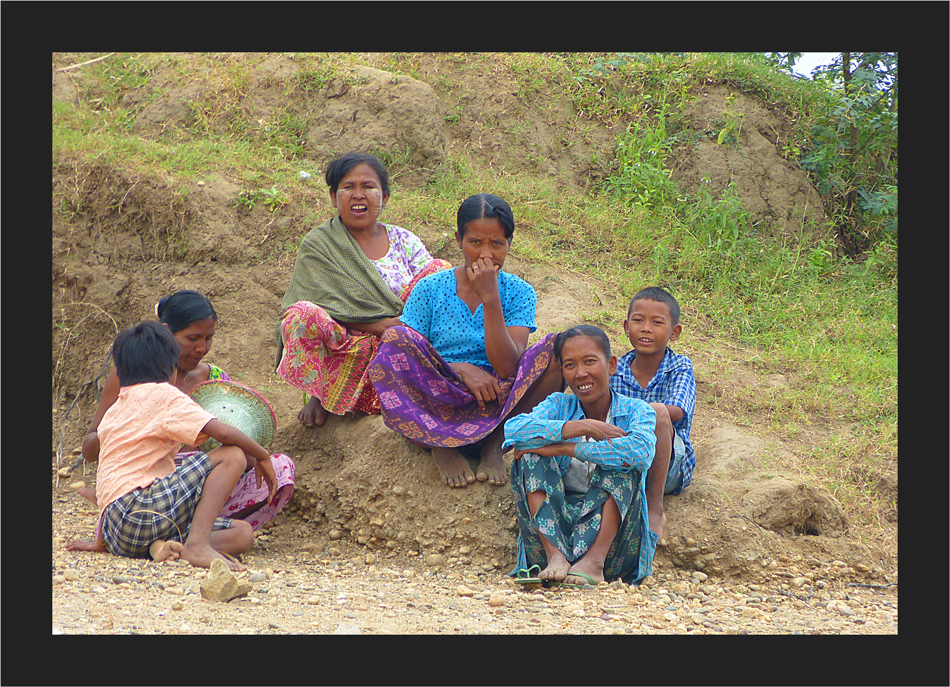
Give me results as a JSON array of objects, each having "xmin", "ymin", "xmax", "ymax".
[{"xmin": 503, "ymin": 325, "xmax": 659, "ymax": 587}]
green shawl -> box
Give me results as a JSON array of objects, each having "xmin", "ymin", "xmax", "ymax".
[{"xmin": 276, "ymin": 216, "xmax": 406, "ymax": 358}]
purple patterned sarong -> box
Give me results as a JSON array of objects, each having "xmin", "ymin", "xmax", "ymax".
[{"xmin": 368, "ymin": 326, "xmax": 555, "ymax": 448}]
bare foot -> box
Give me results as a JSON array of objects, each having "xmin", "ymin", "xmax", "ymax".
[
  {"xmin": 538, "ymin": 550, "xmax": 572, "ymax": 582},
  {"xmin": 648, "ymin": 507, "xmax": 667, "ymax": 544},
  {"xmin": 180, "ymin": 543, "xmax": 246, "ymax": 572},
  {"xmin": 64, "ymin": 539, "xmax": 107, "ymax": 553},
  {"xmin": 432, "ymin": 447, "xmax": 476, "ymax": 488},
  {"xmin": 77, "ymin": 486, "xmax": 98, "ymax": 507},
  {"xmin": 564, "ymin": 559, "xmax": 605, "ymax": 586},
  {"xmin": 298, "ymin": 396, "xmax": 329, "ymax": 428},
  {"xmin": 149, "ymin": 539, "xmax": 184, "ymax": 563},
  {"xmin": 475, "ymin": 436, "xmax": 508, "ymax": 486}
]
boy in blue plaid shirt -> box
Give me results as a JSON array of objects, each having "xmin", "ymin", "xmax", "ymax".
[{"xmin": 609, "ymin": 287, "xmax": 696, "ymax": 543}]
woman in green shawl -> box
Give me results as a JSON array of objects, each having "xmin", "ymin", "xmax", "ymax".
[{"xmin": 276, "ymin": 152, "xmax": 450, "ymax": 427}]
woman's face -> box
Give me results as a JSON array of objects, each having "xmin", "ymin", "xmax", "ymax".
[
  {"xmin": 171, "ymin": 317, "xmax": 216, "ymax": 371},
  {"xmin": 330, "ymin": 163, "xmax": 390, "ymax": 232},
  {"xmin": 456, "ymin": 217, "xmax": 510, "ymax": 270},
  {"xmin": 558, "ymin": 335, "xmax": 617, "ymax": 406}
]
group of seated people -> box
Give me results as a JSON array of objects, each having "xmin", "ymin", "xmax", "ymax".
[{"xmin": 67, "ymin": 152, "xmax": 696, "ymax": 588}]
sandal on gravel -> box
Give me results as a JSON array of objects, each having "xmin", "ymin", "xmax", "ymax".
[
  {"xmin": 514, "ymin": 564, "xmax": 546, "ymax": 587},
  {"xmin": 557, "ymin": 571, "xmax": 597, "ymax": 588}
]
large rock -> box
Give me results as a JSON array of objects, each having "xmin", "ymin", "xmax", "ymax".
[{"xmin": 200, "ymin": 558, "xmax": 252, "ymax": 602}]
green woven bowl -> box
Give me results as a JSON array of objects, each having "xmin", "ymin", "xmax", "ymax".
[{"xmin": 191, "ymin": 380, "xmax": 277, "ymax": 451}]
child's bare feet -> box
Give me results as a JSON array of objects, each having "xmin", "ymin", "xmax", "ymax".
[
  {"xmin": 432, "ymin": 447, "xmax": 476, "ymax": 488},
  {"xmin": 180, "ymin": 543, "xmax": 246, "ymax": 572},
  {"xmin": 149, "ymin": 539, "xmax": 184, "ymax": 563}
]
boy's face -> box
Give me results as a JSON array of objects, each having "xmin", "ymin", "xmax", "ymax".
[{"xmin": 623, "ymin": 298, "xmax": 681, "ymax": 356}]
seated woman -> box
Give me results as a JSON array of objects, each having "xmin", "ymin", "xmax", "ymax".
[
  {"xmin": 276, "ymin": 152, "xmax": 450, "ymax": 427},
  {"xmin": 368, "ymin": 193, "xmax": 564, "ymax": 488},
  {"xmin": 503, "ymin": 325, "xmax": 659, "ymax": 586},
  {"xmin": 79, "ymin": 290, "xmax": 296, "ymax": 535}
]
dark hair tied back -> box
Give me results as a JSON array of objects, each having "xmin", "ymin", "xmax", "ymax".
[
  {"xmin": 553, "ymin": 324, "xmax": 611, "ymax": 362},
  {"xmin": 456, "ymin": 193, "xmax": 515, "ymax": 239},
  {"xmin": 157, "ymin": 290, "xmax": 217, "ymax": 333}
]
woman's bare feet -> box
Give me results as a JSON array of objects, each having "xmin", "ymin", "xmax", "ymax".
[
  {"xmin": 298, "ymin": 396, "xmax": 329, "ymax": 427},
  {"xmin": 64, "ymin": 538, "xmax": 107, "ymax": 553},
  {"xmin": 648, "ymin": 507, "xmax": 667, "ymax": 544},
  {"xmin": 475, "ymin": 434, "xmax": 508, "ymax": 486},
  {"xmin": 149, "ymin": 539, "xmax": 184, "ymax": 563},
  {"xmin": 564, "ymin": 558, "xmax": 606, "ymax": 586},
  {"xmin": 538, "ymin": 549, "xmax": 572, "ymax": 582},
  {"xmin": 77, "ymin": 486, "xmax": 98, "ymax": 507},
  {"xmin": 432, "ymin": 447, "xmax": 476, "ymax": 488}
]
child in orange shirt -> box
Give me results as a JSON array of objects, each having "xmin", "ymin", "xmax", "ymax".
[{"xmin": 65, "ymin": 321, "xmax": 276, "ymax": 571}]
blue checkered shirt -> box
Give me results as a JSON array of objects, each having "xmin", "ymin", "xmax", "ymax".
[{"xmin": 609, "ymin": 347, "xmax": 696, "ymax": 493}]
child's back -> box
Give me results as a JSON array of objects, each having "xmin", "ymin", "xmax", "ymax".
[{"xmin": 95, "ymin": 380, "xmax": 214, "ymax": 518}]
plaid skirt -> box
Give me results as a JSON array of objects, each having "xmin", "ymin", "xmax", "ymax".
[
  {"xmin": 100, "ymin": 452, "xmax": 232, "ymax": 558},
  {"xmin": 511, "ymin": 453, "xmax": 657, "ymax": 584},
  {"xmin": 175, "ymin": 451, "xmax": 295, "ymax": 531},
  {"xmin": 367, "ymin": 327, "xmax": 556, "ymax": 449}
]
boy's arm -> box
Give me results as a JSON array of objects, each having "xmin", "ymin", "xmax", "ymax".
[
  {"xmin": 659, "ymin": 360, "xmax": 696, "ymax": 425},
  {"xmin": 665, "ymin": 404, "xmax": 685, "ymax": 423}
]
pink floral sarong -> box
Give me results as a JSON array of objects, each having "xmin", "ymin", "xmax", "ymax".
[{"xmin": 277, "ymin": 259, "xmax": 451, "ymax": 416}]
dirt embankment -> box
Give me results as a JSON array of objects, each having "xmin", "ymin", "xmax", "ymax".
[{"xmin": 52, "ymin": 54, "xmax": 896, "ymax": 618}]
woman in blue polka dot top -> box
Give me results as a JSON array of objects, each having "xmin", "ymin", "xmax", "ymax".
[{"xmin": 368, "ymin": 193, "xmax": 563, "ymax": 489}]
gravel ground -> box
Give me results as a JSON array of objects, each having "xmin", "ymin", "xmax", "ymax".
[{"xmin": 53, "ymin": 513, "xmax": 898, "ymax": 637}]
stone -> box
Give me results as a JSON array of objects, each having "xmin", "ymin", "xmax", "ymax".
[
  {"xmin": 63, "ymin": 569, "xmax": 80, "ymax": 582},
  {"xmin": 199, "ymin": 559, "xmax": 252, "ymax": 602},
  {"xmin": 426, "ymin": 553, "xmax": 445, "ymax": 567},
  {"xmin": 334, "ymin": 622, "xmax": 361, "ymax": 635}
]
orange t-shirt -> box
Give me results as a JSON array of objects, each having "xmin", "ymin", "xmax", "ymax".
[{"xmin": 95, "ymin": 382, "xmax": 215, "ymax": 517}]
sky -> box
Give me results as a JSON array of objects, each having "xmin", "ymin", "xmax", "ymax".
[{"xmin": 792, "ymin": 52, "xmax": 840, "ymax": 78}]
